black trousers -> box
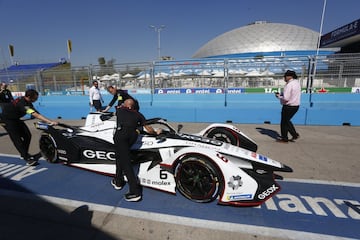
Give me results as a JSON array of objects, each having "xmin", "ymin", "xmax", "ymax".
[
  {"xmin": 280, "ymin": 105, "xmax": 299, "ymax": 140},
  {"xmin": 92, "ymin": 100, "xmax": 102, "ymax": 111},
  {"xmin": 2, "ymin": 119, "xmax": 31, "ymax": 160},
  {"xmin": 113, "ymin": 128, "xmax": 141, "ymax": 195}
]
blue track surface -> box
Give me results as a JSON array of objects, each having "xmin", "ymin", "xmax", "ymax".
[{"xmin": 1, "ymin": 155, "xmax": 359, "ymax": 239}]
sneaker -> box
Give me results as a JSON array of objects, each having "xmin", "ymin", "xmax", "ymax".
[
  {"xmin": 26, "ymin": 157, "xmax": 39, "ymax": 166},
  {"xmin": 32, "ymin": 152, "xmax": 42, "ymax": 160},
  {"xmin": 290, "ymin": 134, "xmax": 300, "ymax": 142},
  {"xmin": 111, "ymin": 179, "xmax": 124, "ymax": 190},
  {"xmin": 124, "ymin": 192, "xmax": 142, "ymax": 202}
]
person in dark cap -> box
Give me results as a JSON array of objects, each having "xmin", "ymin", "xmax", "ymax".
[{"xmin": 275, "ymin": 70, "xmax": 301, "ymax": 143}]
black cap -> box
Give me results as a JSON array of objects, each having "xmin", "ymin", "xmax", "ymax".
[{"xmin": 284, "ymin": 70, "xmax": 297, "ymax": 79}]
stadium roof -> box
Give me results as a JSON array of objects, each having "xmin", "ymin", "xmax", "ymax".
[{"xmin": 192, "ymin": 21, "xmax": 337, "ymax": 58}]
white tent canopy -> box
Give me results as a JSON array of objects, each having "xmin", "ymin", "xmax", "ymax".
[
  {"xmin": 110, "ymin": 73, "xmax": 120, "ymax": 80},
  {"xmin": 260, "ymin": 69, "xmax": 275, "ymax": 76},
  {"xmin": 198, "ymin": 70, "xmax": 212, "ymax": 76},
  {"xmin": 154, "ymin": 72, "xmax": 169, "ymax": 78},
  {"xmin": 229, "ymin": 69, "xmax": 247, "ymax": 75},
  {"xmin": 212, "ymin": 70, "xmax": 225, "ymax": 77},
  {"xmin": 246, "ymin": 70, "xmax": 261, "ymax": 76},
  {"xmin": 137, "ymin": 73, "xmax": 151, "ymax": 79},
  {"xmin": 99, "ymin": 74, "xmax": 111, "ymax": 81},
  {"xmin": 122, "ymin": 73, "xmax": 134, "ymax": 78}
]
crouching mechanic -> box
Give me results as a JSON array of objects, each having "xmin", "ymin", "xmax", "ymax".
[
  {"xmin": 0, "ymin": 89, "xmax": 58, "ymax": 166},
  {"xmin": 111, "ymin": 98, "xmax": 161, "ymax": 202}
]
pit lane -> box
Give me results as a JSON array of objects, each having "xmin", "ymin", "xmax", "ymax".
[
  {"xmin": 1, "ymin": 121, "xmax": 360, "ymax": 240},
  {"xmin": 0, "ymin": 154, "xmax": 359, "ymax": 240}
]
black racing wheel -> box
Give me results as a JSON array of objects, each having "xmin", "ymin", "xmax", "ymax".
[
  {"xmin": 175, "ymin": 155, "xmax": 223, "ymax": 203},
  {"xmin": 205, "ymin": 128, "xmax": 238, "ymax": 146},
  {"xmin": 205, "ymin": 128, "xmax": 258, "ymax": 152},
  {"xmin": 39, "ymin": 134, "xmax": 58, "ymax": 163}
]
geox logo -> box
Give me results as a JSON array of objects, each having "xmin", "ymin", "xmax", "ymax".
[
  {"xmin": 258, "ymin": 184, "xmax": 279, "ymax": 199},
  {"xmin": 83, "ymin": 150, "xmax": 115, "ymax": 161}
]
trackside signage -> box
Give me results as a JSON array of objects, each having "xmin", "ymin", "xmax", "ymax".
[
  {"xmin": 154, "ymin": 88, "xmax": 245, "ymax": 94},
  {"xmin": 258, "ymin": 193, "xmax": 360, "ymax": 220},
  {"xmin": 153, "ymin": 87, "xmax": 354, "ymax": 94}
]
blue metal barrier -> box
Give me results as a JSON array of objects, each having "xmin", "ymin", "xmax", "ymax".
[{"xmin": 35, "ymin": 93, "xmax": 360, "ymax": 126}]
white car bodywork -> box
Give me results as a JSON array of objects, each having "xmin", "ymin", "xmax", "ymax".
[{"xmin": 37, "ymin": 112, "xmax": 291, "ymax": 206}]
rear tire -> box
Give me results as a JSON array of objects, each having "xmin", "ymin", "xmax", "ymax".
[
  {"xmin": 205, "ymin": 128, "xmax": 238, "ymax": 146},
  {"xmin": 205, "ymin": 128, "xmax": 258, "ymax": 152},
  {"xmin": 175, "ymin": 155, "xmax": 223, "ymax": 203},
  {"xmin": 39, "ymin": 134, "xmax": 58, "ymax": 163}
]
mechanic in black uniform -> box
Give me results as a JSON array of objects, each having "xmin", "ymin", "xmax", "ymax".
[
  {"xmin": 0, "ymin": 89, "xmax": 58, "ymax": 165},
  {"xmin": 0, "ymin": 82, "xmax": 14, "ymax": 103},
  {"xmin": 102, "ymin": 85, "xmax": 139, "ymax": 112},
  {"xmin": 111, "ymin": 98, "xmax": 161, "ymax": 202}
]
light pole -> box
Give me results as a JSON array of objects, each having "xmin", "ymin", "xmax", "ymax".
[
  {"xmin": 308, "ymin": 0, "xmax": 327, "ymax": 94},
  {"xmin": 149, "ymin": 25, "xmax": 165, "ymax": 60}
]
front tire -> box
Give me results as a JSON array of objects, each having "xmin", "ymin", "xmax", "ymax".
[
  {"xmin": 175, "ymin": 155, "xmax": 223, "ymax": 203},
  {"xmin": 39, "ymin": 134, "xmax": 58, "ymax": 163}
]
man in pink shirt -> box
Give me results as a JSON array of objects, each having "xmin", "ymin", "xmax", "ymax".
[{"xmin": 275, "ymin": 70, "xmax": 301, "ymax": 143}]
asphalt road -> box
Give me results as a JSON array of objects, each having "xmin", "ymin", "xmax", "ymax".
[
  {"xmin": 0, "ymin": 119, "xmax": 359, "ymax": 240},
  {"xmin": 2, "ymin": 119, "xmax": 358, "ymax": 183}
]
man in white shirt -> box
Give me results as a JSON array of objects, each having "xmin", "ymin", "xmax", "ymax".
[
  {"xmin": 89, "ymin": 80, "xmax": 104, "ymax": 111},
  {"xmin": 275, "ymin": 70, "xmax": 301, "ymax": 143}
]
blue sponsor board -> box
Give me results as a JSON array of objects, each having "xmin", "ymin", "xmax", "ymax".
[
  {"xmin": 227, "ymin": 88, "xmax": 245, "ymax": 94},
  {"xmin": 154, "ymin": 88, "xmax": 245, "ymax": 94},
  {"xmin": 0, "ymin": 155, "xmax": 359, "ymax": 239},
  {"xmin": 155, "ymin": 88, "xmax": 225, "ymax": 94}
]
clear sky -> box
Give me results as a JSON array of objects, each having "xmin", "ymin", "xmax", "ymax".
[{"xmin": 0, "ymin": 0, "xmax": 359, "ymax": 67}]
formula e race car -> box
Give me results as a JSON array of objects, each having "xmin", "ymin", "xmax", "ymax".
[{"xmin": 35, "ymin": 112, "xmax": 292, "ymax": 207}]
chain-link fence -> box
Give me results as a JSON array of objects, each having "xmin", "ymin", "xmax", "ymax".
[{"xmin": 1, "ymin": 53, "xmax": 360, "ymax": 94}]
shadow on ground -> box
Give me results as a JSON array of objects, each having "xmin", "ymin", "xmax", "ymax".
[
  {"xmin": 0, "ymin": 177, "xmax": 118, "ymax": 240},
  {"xmin": 255, "ymin": 127, "xmax": 280, "ymax": 140}
]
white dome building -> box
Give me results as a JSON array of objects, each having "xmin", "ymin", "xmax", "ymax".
[{"xmin": 192, "ymin": 21, "xmax": 337, "ymax": 58}]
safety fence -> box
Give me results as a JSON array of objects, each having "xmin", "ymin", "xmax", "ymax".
[{"xmin": 1, "ymin": 53, "xmax": 360, "ymax": 94}]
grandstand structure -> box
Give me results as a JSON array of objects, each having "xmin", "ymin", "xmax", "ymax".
[{"xmin": 0, "ymin": 62, "xmax": 64, "ymax": 91}]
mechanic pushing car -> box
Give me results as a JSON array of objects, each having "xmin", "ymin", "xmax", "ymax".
[
  {"xmin": 0, "ymin": 89, "xmax": 58, "ymax": 166},
  {"xmin": 111, "ymin": 98, "xmax": 161, "ymax": 202}
]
